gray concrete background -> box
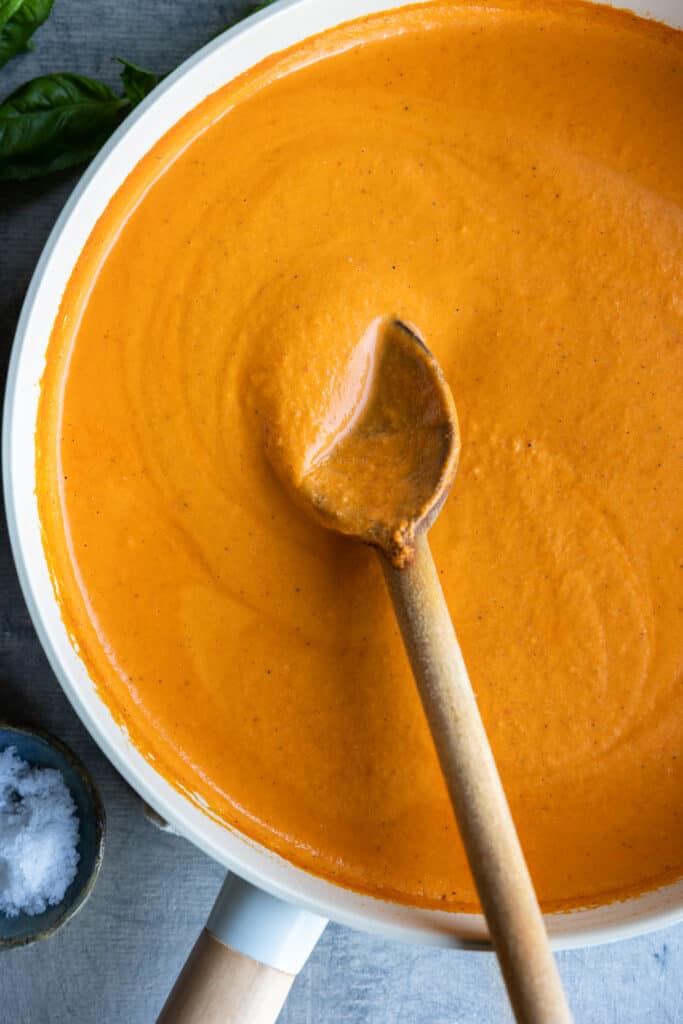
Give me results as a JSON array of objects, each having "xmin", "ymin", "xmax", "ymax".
[{"xmin": 1, "ymin": 2, "xmax": 681, "ymax": 1021}]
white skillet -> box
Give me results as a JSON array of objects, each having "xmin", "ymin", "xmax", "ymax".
[{"xmin": 4, "ymin": 1, "xmax": 683, "ymax": 1020}]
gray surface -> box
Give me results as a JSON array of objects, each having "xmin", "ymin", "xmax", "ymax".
[{"xmin": 0, "ymin": 2, "xmax": 681, "ymax": 1021}]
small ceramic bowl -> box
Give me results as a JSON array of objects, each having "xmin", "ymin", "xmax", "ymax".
[{"xmin": 0, "ymin": 722, "xmax": 105, "ymax": 949}]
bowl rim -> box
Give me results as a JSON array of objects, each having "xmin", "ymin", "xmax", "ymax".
[
  {"xmin": 3, "ymin": 0, "xmax": 683, "ymax": 951},
  {"xmin": 0, "ymin": 721, "xmax": 106, "ymax": 949}
]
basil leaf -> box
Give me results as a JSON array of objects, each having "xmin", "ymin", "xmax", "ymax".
[
  {"xmin": 0, "ymin": 0, "xmax": 54, "ymax": 69},
  {"xmin": 0, "ymin": 73, "xmax": 128, "ymax": 180},
  {"xmin": 116, "ymin": 58, "xmax": 160, "ymax": 106},
  {"xmin": 0, "ymin": 0, "xmax": 25, "ymax": 29}
]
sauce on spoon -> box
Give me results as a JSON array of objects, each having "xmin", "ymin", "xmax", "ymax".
[{"xmin": 266, "ymin": 318, "xmax": 460, "ymax": 567}]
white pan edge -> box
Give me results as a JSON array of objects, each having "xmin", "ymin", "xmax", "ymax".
[{"xmin": 4, "ymin": 0, "xmax": 683, "ymax": 950}]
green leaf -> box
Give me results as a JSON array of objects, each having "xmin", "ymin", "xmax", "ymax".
[
  {"xmin": 0, "ymin": 0, "xmax": 26, "ymax": 29},
  {"xmin": 0, "ymin": 0, "xmax": 54, "ymax": 69},
  {"xmin": 0, "ymin": 73, "xmax": 128, "ymax": 180},
  {"xmin": 116, "ymin": 58, "xmax": 160, "ymax": 106}
]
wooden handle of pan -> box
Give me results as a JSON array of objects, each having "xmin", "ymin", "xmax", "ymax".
[
  {"xmin": 381, "ymin": 532, "xmax": 573, "ymax": 1024},
  {"xmin": 157, "ymin": 929, "xmax": 295, "ymax": 1024}
]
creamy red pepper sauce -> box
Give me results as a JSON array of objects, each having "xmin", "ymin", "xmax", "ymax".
[{"xmin": 37, "ymin": 1, "xmax": 683, "ymax": 912}]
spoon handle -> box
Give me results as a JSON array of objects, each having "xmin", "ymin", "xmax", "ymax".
[{"xmin": 381, "ymin": 532, "xmax": 573, "ymax": 1024}]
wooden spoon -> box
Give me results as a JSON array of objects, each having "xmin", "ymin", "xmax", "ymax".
[{"xmin": 284, "ymin": 318, "xmax": 574, "ymax": 1024}]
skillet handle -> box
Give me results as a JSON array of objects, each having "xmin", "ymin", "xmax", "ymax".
[
  {"xmin": 157, "ymin": 930, "xmax": 294, "ymax": 1023},
  {"xmin": 157, "ymin": 874, "xmax": 327, "ymax": 1024}
]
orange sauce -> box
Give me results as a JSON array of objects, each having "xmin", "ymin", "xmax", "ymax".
[{"xmin": 37, "ymin": 1, "xmax": 683, "ymax": 912}]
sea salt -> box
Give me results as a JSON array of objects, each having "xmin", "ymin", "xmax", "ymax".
[{"xmin": 0, "ymin": 746, "xmax": 80, "ymax": 917}]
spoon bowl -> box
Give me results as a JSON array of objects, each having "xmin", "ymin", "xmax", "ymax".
[{"xmin": 295, "ymin": 319, "xmax": 460, "ymax": 567}]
